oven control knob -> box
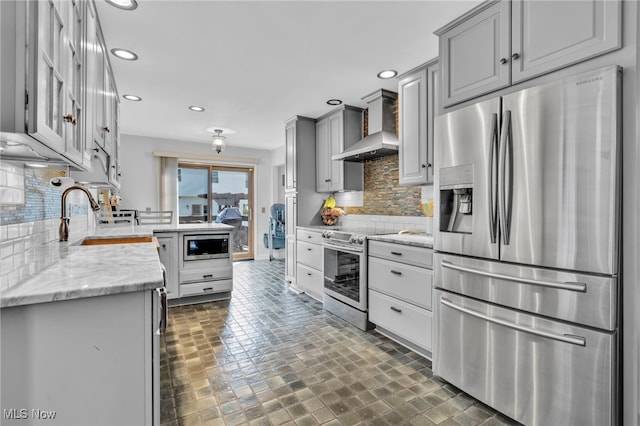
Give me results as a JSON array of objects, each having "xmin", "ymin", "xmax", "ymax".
[{"xmin": 357, "ymin": 236, "xmax": 365, "ymax": 244}]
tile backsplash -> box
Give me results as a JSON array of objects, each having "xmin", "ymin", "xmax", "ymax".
[
  {"xmin": 341, "ymin": 154, "xmax": 424, "ymax": 216},
  {"xmin": 0, "ymin": 162, "xmax": 92, "ymax": 290}
]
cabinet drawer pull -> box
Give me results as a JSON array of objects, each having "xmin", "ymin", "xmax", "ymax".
[
  {"xmin": 307, "ymin": 248, "xmax": 312, "ymax": 251},
  {"xmin": 511, "ymin": 52, "xmax": 520, "ymax": 60},
  {"xmin": 324, "ymin": 179, "xmax": 331, "ymax": 182},
  {"xmin": 390, "ymin": 306, "xmax": 402, "ymax": 313},
  {"xmin": 307, "ymin": 272, "xmax": 312, "ymax": 276},
  {"xmin": 203, "ymin": 274, "xmax": 213, "ymax": 279},
  {"xmin": 307, "ymin": 235, "xmax": 313, "ymax": 238},
  {"xmin": 390, "ymin": 251, "xmax": 403, "ymax": 256},
  {"xmin": 203, "ymin": 287, "xmax": 213, "ymax": 292},
  {"xmin": 390, "ymin": 270, "xmax": 402, "ymax": 276}
]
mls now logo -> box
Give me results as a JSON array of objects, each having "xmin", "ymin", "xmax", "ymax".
[{"xmin": 4, "ymin": 408, "xmax": 57, "ymax": 420}]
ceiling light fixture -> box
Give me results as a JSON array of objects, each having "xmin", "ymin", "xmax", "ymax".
[
  {"xmin": 105, "ymin": 0, "xmax": 138, "ymax": 10},
  {"xmin": 189, "ymin": 106, "xmax": 205, "ymax": 112},
  {"xmin": 25, "ymin": 163, "xmax": 48, "ymax": 168},
  {"xmin": 111, "ymin": 48, "xmax": 138, "ymax": 61},
  {"xmin": 377, "ymin": 70, "xmax": 398, "ymax": 79},
  {"xmin": 123, "ymin": 94, "xmax": 142, "ymax": 101},
  {"xmin": 326, "ymin": 99, "xmax": 343, "ymax": 106},
  {"xmin": 211, "ymin": 129, "xmax": 226, "ymax": 154}
]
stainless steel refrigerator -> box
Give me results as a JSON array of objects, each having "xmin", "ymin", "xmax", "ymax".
[{"xmin": 433, "ymin": 65, "xmax": 620, "ymax": 426}]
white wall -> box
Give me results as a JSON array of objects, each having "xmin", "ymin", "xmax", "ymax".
[{"xmin": 119, "ymin": 133, "xmax": 279, "ymax": 260}]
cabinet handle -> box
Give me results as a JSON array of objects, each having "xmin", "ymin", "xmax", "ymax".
[
  {"xmin": 390, "ymin": 251, "xmax": 403, "ymax": 256},
  {"xmin": 421, "ymin": 164, "xmax": 426, "ymax": 168},
  {"xmin": 427, "ymin": 163, "xmax": 432, "ymax": 169},
  {"xmin": 103, "ymin": 126, "xmax": 111, "ymax": 133},
  {"xmin": 499, "ymin": 58, "xmax": 508, "ymax": 65},
  {"xmin": 307, "ymin": 248, "xmax": 312, "ymax": 251},
  {"xmin": 511, "ymin": 53, "xmax": 520, "ymax": 60},
  {"xmin": 156, "ymin": 287, "xmax": 167, "ymax": 335},
  {"xmin": 307, "ymin": 272, "xmax": 312, "ymax": 276},
  {"xmin": 203, "ymin": 287, "xmax": 213, "ymax": 292},
  {"xmin": 161, "ymin": 244, "xmax": 166, "ymax": 249},
  {"xmin": 203, "ymin": 274, "xmax": 213, "ymax": 279},
  {"xmin": 63, "ymin": 114, "xmax": 77, "ymax": 125},
  {"xmin": 390, "ymin": 270, "xmax": 402, "ymax": 276},
  {"xmin": 324, "ymin": 179, "xmax": 331, "ymax": 182},
  {"xmin": 307, "ymin": 235, "xmax": 312, "ymax": 238},
  {"xmin": 390, "ymin": 306, "xmax": 402, "ymax": 313}
]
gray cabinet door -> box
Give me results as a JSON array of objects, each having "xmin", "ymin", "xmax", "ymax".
[
  {"xmin": 398, "ymin": 65, "xmax": 428, "ymax": 186},
  {"xmin": 315, "ymin": 116, "xmax": 332, "ymax": 192},
  {"xmin": 285, "ymin": 195, "xmax": 297, "ymax": 283},
  {"xmin": 439, "ymin": 1, "xmax": 511, "ymax": 107},
  {"xmin": 511, "ymin": 0, "xmax": 621, "ymax": 83},
  {"xmin": 284, "ymin": 120, "xmax": 297, "ymax": 192}
]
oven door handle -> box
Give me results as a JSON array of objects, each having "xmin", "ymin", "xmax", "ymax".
[
  {"xmin": 323, "ymin": 243, "xmax": 363, "ymax": 255},
  {"xmin": 440, "ymin": 297, "xmax": 586, "ymax": 347}
]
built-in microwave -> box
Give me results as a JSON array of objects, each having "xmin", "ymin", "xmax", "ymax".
[{"xmin": 183, "ymin": 234, "xmax": 230, "ymax": 261}]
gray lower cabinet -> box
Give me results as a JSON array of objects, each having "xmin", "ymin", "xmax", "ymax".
[
  {"xmin": 368, "ymin": 240, "xmax": 433, "ymax": 358},
  {"xmin": 1, "ymin": 290, "xmax": 161, "ymax": 425},
  {"xmin": 155, "ymin": 232, "xmax": 179, "ymax": 299},
  {"xmin": 295, "ymin": 228, "xmax": 323, "ymax": 301},
  {"xmin": 436, "ymin": 0, "xmax": 621, "ymax": 107}
]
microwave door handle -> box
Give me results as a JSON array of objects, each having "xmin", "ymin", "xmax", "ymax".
[
  {"xmin": 488, "ymin": 113, "xmax": 499, "ymax": 244},
  {"xmin": 498, "ymin": 110, "xmax": 511, "ymax": 245},
  {"xmin": 439, "ymin": 297, "xmax": 586, "ymax": 346}
]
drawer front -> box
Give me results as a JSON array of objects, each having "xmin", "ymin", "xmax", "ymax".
[
  {"xmin": 368, "ymin": 257, "xmax": 432, "ymax": 309},
  {"xmin": 180, "ymin": 279, "xmax": 233, "ymax": 297},
  {"xmin": 369, "ymin": 290, "xmax": 432, "ymax": 351},
  {"xmin": 369, "ymin": 240, "xmax": 432, "ymax": 268},
  {"xmin": 297, "ymin": 229, "xmax": 323, "ymax": 245},
  {"xmin": 296, "ymin": 263, "xmax": 323, "ymax": 302},
  {"xmin": 180, "ymin": 266, "xmax": 233, "ymax": 283},
  {"xmin": 296, "ymin": 241, "xmax": 322, "ymax": 270}
]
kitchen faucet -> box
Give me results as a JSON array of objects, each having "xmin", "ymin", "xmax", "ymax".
[{"xmin": 59, "ymin": 185, "xmax": 101, "ymax": 241}]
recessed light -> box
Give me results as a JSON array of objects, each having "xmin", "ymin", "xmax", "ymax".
[
  {"xmin": 377, "ymin": 70, "xmax": 398, "ymax": 79},
  {"xmin": 111, "ymin": 48, "xmax": 138, "ymax": 61},
  {"xmin": 189, "ymin": 106, "xmax": 205, "ymax": 112},
  {"xmin": 123, "ymin": 94, "xmax": 142, "ymax": 101},
  {"xmin": 25, "ymin": 163, "xmax": 48, "ymax": 168},
  {"xmin": 105, "ymin": 0, "xmax": 138, "ymax": 10},
  {"xmin": 326, "ymin": 99, "xmax": 343, "ymax": 106}
]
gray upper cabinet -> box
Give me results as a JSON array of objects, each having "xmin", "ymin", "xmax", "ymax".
[
  {"xmin": 436, "ymin": 0, "xmax": 621, "ymax": 107},
  {"xmin": 511, "ymin": 0, "xmax": 621, "ymax": 83},
  {"xmin": 437, "ymin": 1, "xmax": 511, "ymax": 107},
  {"xmin": 397, "ymin": 59, "xmax": 438, "ymax": 186},
  {"xmin": 315, "ymin": 106, "xmax": 363, "ymax": 193}
]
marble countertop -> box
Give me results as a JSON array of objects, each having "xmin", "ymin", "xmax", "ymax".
[
  {"xmin": 0, "ymin": 223, "xmax": 233, "ymax": 309},
  {"xmin": 367, "ymin": 233, "xmax": 434, "ymax": 248}
]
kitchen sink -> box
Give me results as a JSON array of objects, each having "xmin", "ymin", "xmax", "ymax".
[{"xmin": 79, "ymin": 236, "xmax": 157, "ymax": 246}]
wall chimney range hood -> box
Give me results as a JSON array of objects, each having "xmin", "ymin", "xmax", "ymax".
[{"xmin": 332, "ymin": 89, "xmax": 398, "ymax": 162}]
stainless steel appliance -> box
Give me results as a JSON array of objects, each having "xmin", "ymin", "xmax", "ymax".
[
  {"xmin": 322, "ymin": 229, "xmax": 380, "ymax": 331},
  {"xmin": 183, "ymin": 234, "xmax": 230, "ymax": 261},
  {"xmin": 433, "ymin": 65, "xmax": 621, "ymax": 426}
]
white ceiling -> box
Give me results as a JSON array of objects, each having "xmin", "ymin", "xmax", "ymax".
[{"xmin": 95, "ymin": 0, "xmax": 480, "ymax": 151}]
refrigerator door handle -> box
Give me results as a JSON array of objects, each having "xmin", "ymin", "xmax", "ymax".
[
  {"xmin": 440, "ymin": 297, "xmax": 586, "ymax": 346},
  {"xmin": 488, "ymin": 113, "xmax": 499, "ymax": 244},
  {"xmin": 498, "ymin": 110, "xmax": 512, "ymax": 245},
  {"xmin": 440, "ymin": 260, "xmax": 587, "ymax": 292}
]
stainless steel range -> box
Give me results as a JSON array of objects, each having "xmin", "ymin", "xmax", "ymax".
[{"xmin": 322, "ymin": 228, "xmax": 384, "ymax": 331}]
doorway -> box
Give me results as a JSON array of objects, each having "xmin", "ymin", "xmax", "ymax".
[{"xmin": 178, "ymin": 163, "xmax": 254, "ymax": 260}]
